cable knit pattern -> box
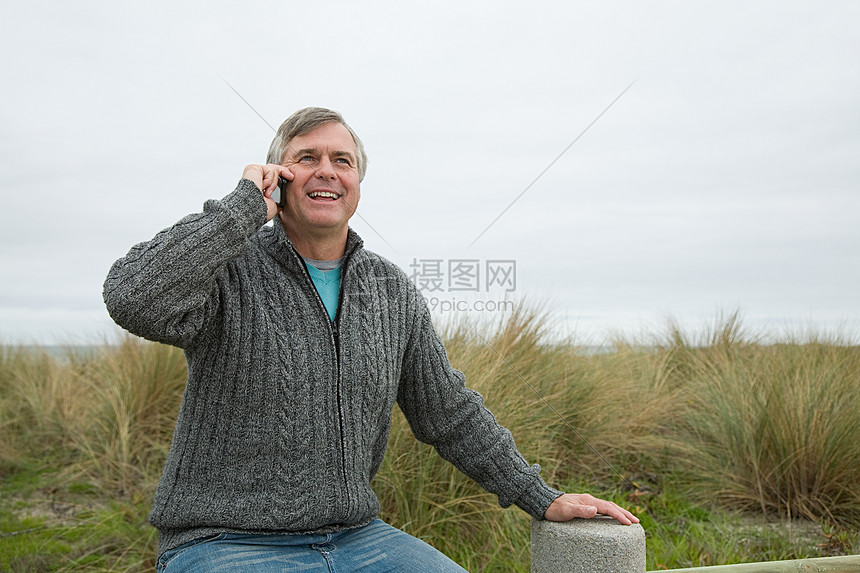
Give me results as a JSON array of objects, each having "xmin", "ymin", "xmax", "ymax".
[{"xmin": 103, "ymin": 179, "xmax": 563, "ymax": 559}]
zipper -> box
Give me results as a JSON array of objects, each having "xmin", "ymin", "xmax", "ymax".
[{"xmin": 289, "ymin": 241, "xmax": 355, "ymax": 520}]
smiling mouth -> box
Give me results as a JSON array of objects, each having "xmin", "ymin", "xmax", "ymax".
[{"xmin": 308, "ymin": 191, "xmax": 339, "ymax": 200}]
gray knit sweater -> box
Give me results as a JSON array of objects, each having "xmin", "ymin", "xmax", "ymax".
[{"xmin": 103, "ymin": 179, "xmax": 563, "ymax": 558}]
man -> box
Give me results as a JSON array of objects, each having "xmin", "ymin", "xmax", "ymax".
[{"xmin": 103, "ymin": 107, "xmax": 637, "ymax": 572}]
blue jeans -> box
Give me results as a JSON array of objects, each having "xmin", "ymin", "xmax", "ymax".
[{"xmin": 156, "ymin": 519, "xmax": 468, "ymax": 572}]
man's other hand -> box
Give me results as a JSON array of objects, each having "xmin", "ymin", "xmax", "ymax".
[{"xmin": 544, "ymin": 493, "xmax": 639, "ymax": 525}]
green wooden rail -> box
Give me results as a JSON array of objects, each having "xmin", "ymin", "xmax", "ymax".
[{"xmin": 660, "ymin": 555, "xmax": 860, "ymax": 572}]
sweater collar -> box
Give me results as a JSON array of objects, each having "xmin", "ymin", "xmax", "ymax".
[{"xmin": 268, "ymin": 217, "xmax": 364, "ymax": 264}]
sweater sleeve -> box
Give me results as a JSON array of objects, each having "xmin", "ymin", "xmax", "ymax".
[
  {"xmin": 396, "ymin": 291, "xmax": 564, "ymax": 520},
  {"xmin": 102, "ymin": 179, "xmax": 267, "ymax": 348}
]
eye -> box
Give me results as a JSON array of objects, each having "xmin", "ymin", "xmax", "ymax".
[{"xmin": 299, "ymin": 155, "xmax": 316, "ymax": 163}]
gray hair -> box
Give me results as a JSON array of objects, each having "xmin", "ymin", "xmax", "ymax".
[{"xmin": 266, "ymin": 107, "xmax": 368, "ymax": 181}]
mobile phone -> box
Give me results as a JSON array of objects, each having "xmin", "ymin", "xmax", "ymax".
[{"xmin": 271, "ymin": 176, "xmax": 289, "ymax": 207}]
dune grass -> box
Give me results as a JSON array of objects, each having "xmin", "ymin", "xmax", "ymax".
[
  {"xmin": 650, "ymin": 315, "xmax": 860, "ymax": 526},
  {"xmin": 1, "ymin": 309, "xmax": 858, "ymax": 571}
]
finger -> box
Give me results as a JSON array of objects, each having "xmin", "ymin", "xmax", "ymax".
[
  {"xmin": 619, "ymin": 507, "xmax": 640, "ymax": 524},
  {"xmin": 260, "ymin": 163, "xmax": 292, "ymax": 190},
  {"xmin": 261, "ymin": 168, "xmax": 278, "ymax": 193},
  {"xmin": 601, "ymin": 508, "xmax": 632, "ymax": 525},
  {"xmin": 596, "ymin": 502, "xmax": 638, "ymax": 525},
  {"xmin": 273, "ymin": 164, "xmax": 294, "ymax": 181}
]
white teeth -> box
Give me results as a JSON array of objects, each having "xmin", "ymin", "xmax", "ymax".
[{"xmin": 309, "ymin": 191, "xmax": 338, "ymax": 199}]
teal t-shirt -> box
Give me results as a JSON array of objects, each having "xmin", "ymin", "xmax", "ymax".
[{"xmin": 303, "ymin": 258, "xmax": 342, "ymax": 322}]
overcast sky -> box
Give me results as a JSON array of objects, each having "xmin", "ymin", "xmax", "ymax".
[{"xmin": 2, "ymin": 1, "xmax": 858, "ymax": 345}]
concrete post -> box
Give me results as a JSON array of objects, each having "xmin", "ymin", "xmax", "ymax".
[{"xmin": 531, "ymin": 516, "xmax": 646, "ymax": 573}]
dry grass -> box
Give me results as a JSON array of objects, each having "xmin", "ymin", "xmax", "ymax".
[
  {"xmin": 653, "ymin": 316, "xmax": 860, "ymax": 525},
  {"xmin": 0, "ymin": 337, "xmax": 185, "ymax": 493}
]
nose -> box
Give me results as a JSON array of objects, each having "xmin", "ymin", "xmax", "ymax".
[{"xmin": 315, "ymin": 156, "xmax": 336, "ymax": 180}]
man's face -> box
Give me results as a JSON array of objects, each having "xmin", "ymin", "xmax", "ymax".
[{"xmin": 278, "ymin": 121, "xmax": 361, "ymax": 236}]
